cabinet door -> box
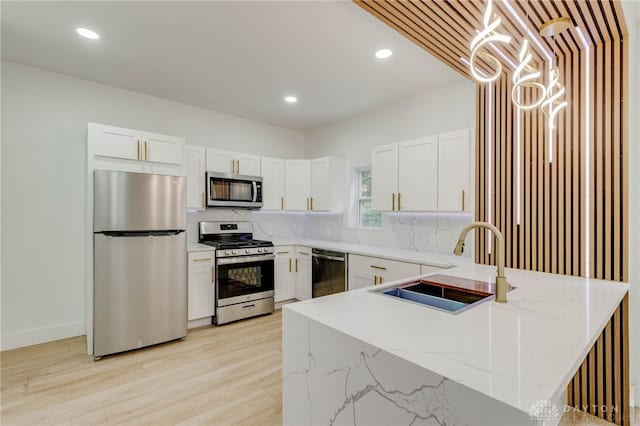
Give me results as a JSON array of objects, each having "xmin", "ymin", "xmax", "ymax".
[
  {"xmin": 261, "ymin": 157, "xmax": 285, "ymax": 210},
  {"xmin": 187, "ymin": 251, "xmax": 215, "ymax": 321},
  {"xmin": 141, "ymin": 132, "xmax": 183, "ymax": 165},
  {"xmin": 348, "ymin": 271, "xmax": 375, "ymax": 290},
  {"xmin": 185, "ymin": 145, "xmax": 206, "ymax": 210},
  {"xmin": 310, "ymin": 157, "xmax": 330, "ymax": 211},
  {"xmin": 275, "ymin": 246, "xmax": 295, "ymax": 302},
  {"xmin": 398, "ymin": 137, "xmax": 438, "ymax": 211},
  {"xmin": 285, "ymin": 160, "xmax": 311, "ymax": 211},
  {"xmin": 438, "ymin": 130, "xmax": 471, "ymax": 212},
  {"xmin": 236, "ymin": 153, "xmax": 261, "ymax": 176},
  {"xmin": 93, "ymin": 124, "xmax": 141, "ymax": 161},
  {"xmin": 295, "ymin": 247, "xmax": 312, "ymax": 300},
  {"xmin": 206, "ymin": 149, "xmax": 234, "ymax": 174},
  {"xmin": 371, "ymin": 144, "xmax": 398, "ymax": 212}
]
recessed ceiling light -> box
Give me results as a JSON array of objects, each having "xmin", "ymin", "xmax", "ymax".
[
  {"xmin": 284, "ymin": 96, "xmax": 298, "ymax": 104},
  {"xmin": 375, "ymin": 48, "xmax": 393, "ymax": 59},
  {"xmin": 76, "ymin": 28, "xmax": 99, "ymax": 40}
]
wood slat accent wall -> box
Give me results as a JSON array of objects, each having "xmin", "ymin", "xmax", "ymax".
[{"xmin": 356, "ymin": 1, "xmax": 630, "ymax": 424}]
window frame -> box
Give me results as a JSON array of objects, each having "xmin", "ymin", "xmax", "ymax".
[{"xmin": 355, "ymin": 167, "xmax": 382, "ymax": 229}]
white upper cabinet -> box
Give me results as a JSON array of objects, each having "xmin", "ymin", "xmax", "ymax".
[
  {"xmin": 284, "ymin": 157, "xmax": 343, "ymax": 212},
  {"xmin": 261, "ymin": 156, "xmax": 285, "ymax": 210},
  {"xmin": 93, "ymin": 124, "xmax": 140, "ymax": 161},
  {"xmin": 310, "ymin": 157, "xmax": 343, "ymax": 212},
  {"xmin": 284, "ymin": 160, "xmax": 311, "ymax": 211},
  {"xmin": 371, "ymin": 143, "xmax": 399, "ymax": 211},
  {"xmin": 141, "ymin": 132, "xmax": 183, "ymax": 165},
  {"xmin": 206, "ymin": 149, "xmax": 260, "ymax": 176},
  {"xmin": 206, "ymin": 149, "xmax": 234, "ymax": 174},
  {"xmin": 89, "ymin": 123, "xmax": 184, "ymax": 172},
  {"xmin": 236, "ymin": 153, "xmax": 261, "ymax": 176},
  {"xmin": 371, "ymin": 128, "xmax": 472, "ymax": 213},
  {"xmin": 398, "ymin": 136, "xmax": 438, "ymax": 211},
  {"xmin": 437, "ymin": 129, "xmax": 471, "ymax": 212},
  {"xmin": 184, "ymin": 145, "xmax": 206, "ymax": 210}
]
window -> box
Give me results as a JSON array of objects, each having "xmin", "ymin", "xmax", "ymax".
[{"xmin": 357, "ymin": 168, "xmax": 382, "ymax": 228}]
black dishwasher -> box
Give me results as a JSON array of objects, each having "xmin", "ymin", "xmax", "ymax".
[{"xmin": 311, "ymin": 248, "xmax": 347, "ymax": 298}]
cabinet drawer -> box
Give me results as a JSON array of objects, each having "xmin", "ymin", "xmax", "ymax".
[
  {"xmin": 188, "ymin": 251, "xmax": 215, "ymax": 265},
  {"xmin": 348, "ymin": 254, "xmax": 420, "ymax": 281}
]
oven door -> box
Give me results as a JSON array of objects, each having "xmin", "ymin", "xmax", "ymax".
[
  {"xmin": 216, "ymin": 254, "xmax": 274, "ymax": 306},
  {"xmin": 206, "ymin": 172, "xmax": 262, "ymax": 209}
]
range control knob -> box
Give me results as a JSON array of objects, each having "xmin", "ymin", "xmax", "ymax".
[
  {"xmin": 225, "ymin": 250, "xmax": 230, "ymax": 255},
  {"xmin": 257, "ymin": 248, "xmax": 263, "ymax": 253},
  {"xmin": 245, "ymin": 249, "xmax": 250, "ymax": 254},
  {"xmin": 232, "ymin": 250, "xmax": 238, "ymax": 255}
]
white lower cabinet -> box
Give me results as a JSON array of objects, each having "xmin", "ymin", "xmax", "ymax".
[
  {"xmin": 187, "ymin": 251, "xmax": 215, "ymax": 321},
  {"xmin": 295, "ymin": 246, "xmax": 312, "ymax": 300},
  {"xmin": 274, "ymin": 246, "xmax": 296, "ymax": 302},
  {"xmin": 348, "ymin": 254, "xmax": 422, "ymax": 290}
]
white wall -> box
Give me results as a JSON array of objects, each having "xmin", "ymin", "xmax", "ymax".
[
  {"xmin": 621, "ymin": 0, "xmax": 640, "ymax": 407},
  {"xmin": 0, "ymin": 60, "xmax": 305, "ymax": 350},
  {"xmin": 303, "ymin": 80, "xmax": 476, "ymax": 254},
  {"xmin": 305, "ymin": 80, "xmax": 475, "ymax": 164}
]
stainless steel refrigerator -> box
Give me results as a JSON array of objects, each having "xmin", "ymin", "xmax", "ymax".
[{"xmin": 93, "ymin": 170, "xmax": 187, "ymax": 359}]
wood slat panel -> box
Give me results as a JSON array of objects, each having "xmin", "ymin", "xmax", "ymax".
[{"xmin": 358, "ymin": 1, "xmax": 629, "ymax": 424}]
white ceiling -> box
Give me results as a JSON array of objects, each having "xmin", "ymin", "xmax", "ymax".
[{"xmin": 1, "ymin": 1, "xmax": 465, "ymax": 131}]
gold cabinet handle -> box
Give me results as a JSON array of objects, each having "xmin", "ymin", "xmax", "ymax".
[
  {"xmin": 370, "ymin": 265, "xmax": 387, "ymax": 270},
  {"xmin": 295, "ymin": 258, "xmax": 298, "ymax": 273},
  {"xmin": 289, "ymin": 258, "xmax": 292, "ymax": 272},
  {"xmin": 392, "ymin": 193, "xmax": 395, "ymax": 211},
  {"xmin": 379, "ymin": 276, "xmax": 383, "ymax": 284},
  {"xmin": 193, "ymin": 257, "xmax": 213, "ymax": 262},
  {"xmin": 277, "ymin": 250, "xmax": 290, "ymax": 255},
  {"xmin": 374, "ymin": 275, "xmax": 378, "ymax": 285},
  {"xmin": 136, "ymin": 140, "xmax": 141, "ymax": 160},
  {"xmin": 144, "ymin": 141, "xmax": 148, "ymax": 160},
  {"xmin": 310, "ymin": 197, "xmax": 313, "ymax": 211},
  {"xmin": 231, "ymin": 159, "xmax": 235, "ymax": 173},
  {"xmin": 281, "ymin": 196, "xmax": 284, "ymax": 210},
  {"xmin": 236, "ymin": 159, "xmax": 240, "ymax": 174},
  {"xmin": 211, "ymin": 267, "xmax": 215, "ymax": 283},
  {"xmin": 299, "ymin": 252, "xmax": 310, "ymax": 256},
  {"xmin": 306, "ymin": 197, "xmax": 309, "ymax": 211},
  {"xmin": 397, "ymin": 192, "xmax": 401, "ymax": 211},
  {"xmin": 201, "ymin": 192, "xmax": 205, "ymax": 209},
  {"xmin": 462, "ymin": 190, "xmax": 465, "ymax": 211}
]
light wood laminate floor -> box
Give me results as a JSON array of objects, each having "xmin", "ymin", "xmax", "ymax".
[
  {"xmin": 1, "ymin": 311, "xmax": 282, "ymax": 426},
  {"xmin": 1, "ymin": 310, "xmax": 638, "ymax": 426}
]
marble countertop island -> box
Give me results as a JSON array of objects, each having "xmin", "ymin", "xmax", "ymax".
[{"xmin": 283, "ymin": 263, "xmax": 628, "ymax": 425}]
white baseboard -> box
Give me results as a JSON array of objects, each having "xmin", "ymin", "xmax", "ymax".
[
  {"xmin": 187, "ymin": 317, "xmax": 212, "ymax": 329},
  {"xmin": 0, "ymin": 320, "xmax": 85, "ymax": 351}
]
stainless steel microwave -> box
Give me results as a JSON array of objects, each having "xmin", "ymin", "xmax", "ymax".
[{"xmin": 206, "ymin": 172, "xmax": 263, "ymax": 209}]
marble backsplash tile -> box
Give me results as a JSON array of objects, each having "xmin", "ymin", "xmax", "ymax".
[
  {"xmin": 188, "ymin": 209, "xmax": 473, "ymax": 257},
  {"xmin": 303, "ymin": 212, "xmax": 474, "ymax": 257}
]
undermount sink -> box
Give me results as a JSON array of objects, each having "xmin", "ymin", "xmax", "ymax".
[{"xmin": 372, "ymin": 274, "xmax": 514, "ymax": 314}]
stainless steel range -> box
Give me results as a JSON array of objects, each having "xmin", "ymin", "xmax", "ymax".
[{"xmin": 198, "ymin": 222, "xmax": 274, "ymax": 325}]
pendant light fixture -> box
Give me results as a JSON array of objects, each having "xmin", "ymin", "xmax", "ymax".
[
  {"xmin": 469, "ymin": 0, "xmax": 512, "ymax": 83},
  {"xmin": 540, "ymin": 17, "xmax": 570, "ymax": 130},
  {"xmin": 511, "ymin": 0, "xmax": 546, "ymax": 110},
  {"xmin": 511, "ymin": 39, "xmax": 547, "ymax": 110}
]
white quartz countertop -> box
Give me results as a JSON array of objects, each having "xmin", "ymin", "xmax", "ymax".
[
  {"xmin": 187, "ymin": 242, "xmax": 215, "ymax": 252},
  {"xmin": 284, "ymin": 264, "xmax": 629, "ymax": 414},
  {"xmin": 272, "ymin": 239, "xmax": 466, "ymax": 268}
]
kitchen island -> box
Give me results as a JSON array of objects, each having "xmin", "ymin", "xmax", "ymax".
[{"xmin": 282, "ymin": 263, "xmax": 628, "ymax": 425}]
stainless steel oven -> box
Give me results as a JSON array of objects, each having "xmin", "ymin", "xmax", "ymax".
[
  {"xmin": 206, "ymin": 172, "xmax": 262, "ymax": 209},
  {"xmin": 199, "ymin": 221, "xmax": 274, "ymax": 325}
]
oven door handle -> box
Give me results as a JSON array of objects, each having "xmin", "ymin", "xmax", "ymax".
[
  {"xmin": 216, "ymin": 254, "xmax": 275, "ymax": 265},
  {"xmin": 252, "ymin": 181, "xmax": 257, "ymax": 202}
]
